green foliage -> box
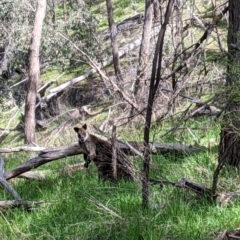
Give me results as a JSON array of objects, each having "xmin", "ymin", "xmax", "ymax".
[{"xmin": 0, "ymin": 0, "xmax": 99, "ymax": 76}]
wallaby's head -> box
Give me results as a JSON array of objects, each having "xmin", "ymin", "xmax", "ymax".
[{"xmin": 74, "ymin": 124, "xmax": 89, "ymax": 143}]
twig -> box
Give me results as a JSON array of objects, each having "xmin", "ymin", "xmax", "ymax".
[
  {"xmin": 124, "ymin": 141, "xmax": 143, "ymax": 158},
  {"xmin": 56, "ymin": 32, "xmax": 140, "ymax": 111},
  {"xmin": 186, "ymin": 3, "xmax": 218, "ymax": 42},
  {"xmin": 150, "ymin": 177, "xmax": 214, "ymax": 200}
]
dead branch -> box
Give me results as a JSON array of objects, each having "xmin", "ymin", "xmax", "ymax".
[
  {"xmin": 190, "ymin": 105, "xmax": 221, "ymax": 117},
  {"xmin": 3, "ymin": 143, "xmax": 87, "ymax": 180},
  {"xmin": 56, "ymin": 32, "xmax": 141, "ymax": 111},
  {"xmin": 50, "ymin": 26, "xmax": 160, "ymax": 95},
  {"xmin": 1, "ymin": 140, "xmax": 205, "ymax": 181},
  {"xmin": 150, "ymin": 177, "xmax": 214, "ymax": 200},
  {"xmin": 217, "ymin": 228, "xmax": 240, "ymax": 240},
  {"xmin": 216, "ymin": 230, "xmax": 228, "ymax": 240},
  {"xmin": 11, "ymin": 77, "xmax": 28, "ymax": 88},
  {"xmin": 123, "ymin": 141, "xmax": 143, "ymax": 158},
  {"xmin": 152, "ymin": 142, "xmax": 206, "ymax": 154},
  {"xmin": 164, "ymin": 5, "xmax": 228, "ymax": 82},
  {"xmin": 0, "ymin": 146, "xmax": 46, "ymax": 153},
  {"xmin": 37, "ymin": 73, "xmax": 64, "ymax": 97},
  {"xmin": 0, "ymin": 156, "xmax": 22, "ymax": 200},
  {"xmin": 186, "ymin": 3, "xmax": 218, "ymax": 42},
  {"xmin": 159, "ymin": 96, "xmax": 217, "ymax": 138},
  {"xmin": 51, "ymin": 34, "xmax": 143, "ymax": 96},
  {"xmin": 40, "ymin": 26, "xmax": 162, "ymax": 113},
  {"xmin": 80, "ymin": 102, "xmax": 126, "ymax": 117},
  {"xmin": 0, "ymin": 141, "xmax": 204, "ymax": 155}
]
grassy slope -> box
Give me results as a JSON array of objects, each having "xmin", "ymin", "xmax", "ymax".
[{"xmin": 1, "ymin": 1, "xmax": 237, "ymax": 240}]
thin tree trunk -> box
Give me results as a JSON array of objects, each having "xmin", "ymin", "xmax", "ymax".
[
  {"xmin": 134, "ymin": 0, "xmax": 154, "ymax": 97},
  {"xmin": 63, "ymin": 0, "xmax": 67, "ymax": 22},
  {"xmin": 111, "ymin": 124, "xmax": 117, "ymax": 181},
  {"xmin": 106, "ymin": 0, "xmax": 122, "ymax": 81},
  {"xmin": 24, "ymin": 0, "xmax": 46, "ymax": 145},
  {"xmin": 218, "ymin": 0, "xmax": 240, "ymax": 167},
  {"xmin": 142, "ymin": 0, "xmax": 174, "ymax": 208},
  {"xmin": 153, "ymin": 0, "xmax": 160, "ymax": 20}
]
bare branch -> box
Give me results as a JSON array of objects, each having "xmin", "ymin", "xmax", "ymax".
[
  {"xmin": 0, "ymin": 156, "xmax": 22, "ymax": 201},
  {"xmin": 3, "ymin": 144, "xmax": 87, "ymax": 180},
  {"xmin": 0, "ymin": 146, "xmax": 46, "ymax": 153}
]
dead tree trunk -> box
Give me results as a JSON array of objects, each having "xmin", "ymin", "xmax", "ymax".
[
  {"xmin": 142, "ymin": 0, "xmax": 174, "ymax": 208},
  {"xmin": 153, "ymin": 0, "xmax": 160, "ymax": 20},
  {"xmin": 106, "ymin": 0, "xmax": 122, "ymax": 81},
  {"xmin": 134, "ymin": 0, "xmax": 154, "ymax": 97},
  {"xmin": 24, "ymin": 0, "xmax": 46, "ymax": 145}
]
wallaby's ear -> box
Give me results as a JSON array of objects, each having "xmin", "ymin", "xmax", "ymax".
[
  {"xmin": 74, "ymin": 127, "xmax": 79, "ymax": 132},
  {"xmin": 82, "ymin": 124, "xmax": 87, "ymax": 130}
]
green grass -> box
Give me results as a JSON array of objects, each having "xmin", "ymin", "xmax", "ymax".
[{"xmin": 1, "ymin": 119, "xmax": 240, "ymax": 240}]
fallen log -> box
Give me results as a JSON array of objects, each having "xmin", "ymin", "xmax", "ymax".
[
  {"xmin": 2, "ymin": 140, "xmax": 205, "ymax": 181},
  {"xmin": 3, "ymin": 144, "xmax": 87, "ymax": 180},
  {"xmin": 0, "ymin": 141, "xmax": 205, "ymax": 155},
  {"xmin": 0, "ymin": 138, "xmax": 205, "ymax": 155},
  {"xmin": 150, "ymin": 177, "xmax": 215, "ymax": 200},
  {"xmin": 117, "ymin": 141, "xmax": 206, "ymax": 155}
]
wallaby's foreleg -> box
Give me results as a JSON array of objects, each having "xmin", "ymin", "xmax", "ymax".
[
  {"xmin": 83, "ymin": 154, "xmax": 91, "ymax": 168},
  {"xmin": 84, "ymin": 144, "xmax": 96, "ymax": 168}
]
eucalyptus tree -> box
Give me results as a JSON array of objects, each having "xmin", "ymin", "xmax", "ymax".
[
  {"xmin": 24, "ymin": 0, "xmax": 46, "ymax": 145},
  {"xmin": 106, "ymin": 0, "xmax": 122, "ymax": 81}
]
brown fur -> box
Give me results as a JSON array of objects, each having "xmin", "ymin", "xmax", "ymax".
[{"xmin": 74, "ymin": 124, "xmax": 134, "ymax": 181}]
